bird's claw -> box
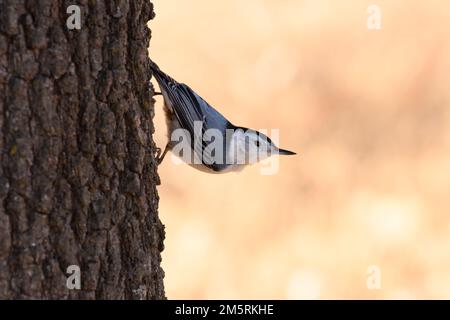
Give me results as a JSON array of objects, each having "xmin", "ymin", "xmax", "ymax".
[{"xmin": 155, "ymin": 147, "xmax": 162, "ymax": 163}]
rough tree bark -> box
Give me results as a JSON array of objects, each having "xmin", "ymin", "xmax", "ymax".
[{"xmin": 0, "ymin": 0, "xmax": 165, "ymax": 299}]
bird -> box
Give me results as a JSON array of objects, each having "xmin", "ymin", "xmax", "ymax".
[{"xmin": 150, "ymin": 60, "xmax": 296, "ymax": 173}]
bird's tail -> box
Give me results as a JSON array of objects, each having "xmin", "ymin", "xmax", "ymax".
[
  {"xmin": 149, "ymin": 59, "xmax": 180, "ymax": 101},
  {"xmin": 150, "ymin": 59, "xmax": 176, "ymax": 85},
  {"xmin": 149, "ymin": 59, "xmax": 164, "ymax": 81},
  {"xmin": 149, "ymin": 59, "xmax": 160, "ymax": 73}
]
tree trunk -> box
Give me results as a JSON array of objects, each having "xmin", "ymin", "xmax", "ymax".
[{"xmin": 0, "ymin": 0, "xmax": 165, "ymax": 299}]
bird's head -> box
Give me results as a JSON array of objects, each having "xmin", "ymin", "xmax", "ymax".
[{"xmin": 228, "ymin": 127, "xmax": 296, "ymax": 165}]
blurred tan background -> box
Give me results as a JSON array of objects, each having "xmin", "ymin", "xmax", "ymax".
[{"xmin": 148, "ymin": 0, "xmax": 450, "ymax": 299}]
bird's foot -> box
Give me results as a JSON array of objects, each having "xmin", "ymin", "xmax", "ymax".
[
  {"xmin": 155, "ymin": 144, "xmax": 169, "ymax": 165},
  {"xmin": 155, "ymin": 147, "xmax": 162, "ymax": 163}
]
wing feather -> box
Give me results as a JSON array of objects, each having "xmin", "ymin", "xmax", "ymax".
[{"xmin": 151, "ymin": 63, "xmax": 229, "ymax": 170}]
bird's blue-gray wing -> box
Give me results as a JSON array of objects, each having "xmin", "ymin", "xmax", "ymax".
[{"xmin": 152, "ymin": 66, "xmax": 230, "ymax": 171}]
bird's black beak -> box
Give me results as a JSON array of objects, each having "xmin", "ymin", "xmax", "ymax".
[{"xmin": 276, "ymin": 148, "xmax": 296, "ymax": 156}]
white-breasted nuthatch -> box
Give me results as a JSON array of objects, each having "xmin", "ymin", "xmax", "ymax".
[{"xmin": 150, "ymin": 60, "xmax": 296, "ymax": 173}]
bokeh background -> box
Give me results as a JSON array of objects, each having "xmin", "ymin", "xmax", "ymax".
[{"xmin": 148, "ymin": 0, "xmax": 450, "ymax": 299}]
